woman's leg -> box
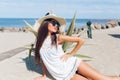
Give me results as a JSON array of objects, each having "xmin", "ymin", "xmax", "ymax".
[
  {"xmin": 71, "ymin": 74, "xmax": 88, "ymax": 80},
  {"xmin": 77, "ymin": 61, "xmax": 112, "ymax": 80}
]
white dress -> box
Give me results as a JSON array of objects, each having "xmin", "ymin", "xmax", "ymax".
[{"xmin": 39, "ymin": 36, "xmax": 82, "ymax": 80}]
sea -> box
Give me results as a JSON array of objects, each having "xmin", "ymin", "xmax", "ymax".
[{"xmin": 0, "ymin": 18, "xmax": 118, "ymax": 29}]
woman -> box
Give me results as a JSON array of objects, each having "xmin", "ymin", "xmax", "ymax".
[{"xmin": 34, "ymin": 13, "xmax": 120, "ymax": 80}]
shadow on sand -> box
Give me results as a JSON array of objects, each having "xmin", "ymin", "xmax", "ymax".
[
  {"xmin": 108, "ymin": 34, "xmax": 120, "ymax": 39},
  {"xmin": 21, "ymin": 55, "xmax": 91, "ymax": 80},
  {"xmin": 22, "ymin": 56, "xmax": 54, "ymax": 79}
]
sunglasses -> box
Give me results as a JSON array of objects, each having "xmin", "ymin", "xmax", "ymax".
[{"xmin": 49, "ymin": 21, "xmax": 60, "ymax": 28}]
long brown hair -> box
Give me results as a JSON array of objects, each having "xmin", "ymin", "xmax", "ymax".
[{"xmin": 35, "ymin": 19, "xmax": 60, "ymax": 63}]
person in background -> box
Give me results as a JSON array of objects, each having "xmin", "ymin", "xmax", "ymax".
[{"xmin": 87, "ymin": 21, "xmax": 92, "ymax": 39}]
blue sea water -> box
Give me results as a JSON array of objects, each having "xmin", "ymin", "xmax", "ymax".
[{"xmin": 0, "ymin": 18, "xmax": 116, "ymax": 28}]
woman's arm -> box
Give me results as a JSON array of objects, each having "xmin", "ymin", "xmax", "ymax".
[
  {"xmin": 58, "ymin": 35, "xmax": 84, "ymax": 61},
  {"xmin": 40, "ymin": 59, "xmax": 47, "ymax": 77},
  {"xmin": 34, "ymin": 60, "xmax": 47, "ymax": 80}
]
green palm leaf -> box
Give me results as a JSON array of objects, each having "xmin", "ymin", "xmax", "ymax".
[
  {"xmin": 66, "ymin": 12, "xmax": 76, "ymax": 36},
  {"xmin": 62, "ymin": 12, "xmax": 76, "ymax": 52},
  {"xmin": 74, "ymin": 54, "xmax": 94, "ymax": 60},
  {"xmin": 24, "ymin": 20, "xmax": 37, "ymax": 36}
]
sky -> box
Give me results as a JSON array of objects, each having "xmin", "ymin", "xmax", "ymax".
[{"xmin": 0, "ymin": 0, "xmax": 120, "ymax": 19}]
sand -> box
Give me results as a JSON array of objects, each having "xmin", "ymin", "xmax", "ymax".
[
  {"xmin": 0, "ymin": 26, "xmax": 120, "ymax": 80},
  {"xmin": 79, "ymin": 26, "xmax": 120, "ymax": 75},
  {"xmin": 0, "ymin": 32, "xmax": 35, "ymax": 54}
]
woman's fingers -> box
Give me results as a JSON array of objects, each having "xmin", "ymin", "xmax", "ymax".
[
  {"xmin": 60, "ymin": 54, "xmax": 66, "ymax": 61},
  {"xmin": 60, "ymin": 54, "xmax": 71, "ymax": 62}
]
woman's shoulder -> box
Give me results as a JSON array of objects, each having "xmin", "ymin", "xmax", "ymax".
[
  {"xmin": 57, "ymin": 34, "xmax": 66, "ymax": 41},
  {"xmin": 57, "ymin": 34, "xmax": 72, "ymax": 44},
  {"xmin": 57, "ymin": 34, "xmax": 64, "ymax": 45}
]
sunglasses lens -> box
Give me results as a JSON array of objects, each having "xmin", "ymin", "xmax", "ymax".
[
  {"xmin": 51, "ymin": 21, "xmax": 59, "ymax": 27},
  {"xmin": 52, "ymin": 22, "xmax": 56, "ymax": 26}
]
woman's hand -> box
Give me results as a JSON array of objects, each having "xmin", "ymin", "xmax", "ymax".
[
  {"xmin": 34, "ymin": 75, "xmax": 46, "ymax": 80},
  {"xmin": 60, "ymin": 53, "xmax": 72, "ymax": 62}
]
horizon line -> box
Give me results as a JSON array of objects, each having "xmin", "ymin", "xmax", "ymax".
[{"xmin": 0, "ymin": 17, "xmax": 120, "ymax": 20}]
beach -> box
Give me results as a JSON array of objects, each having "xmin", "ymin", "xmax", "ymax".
[
  {"xmin": 0, "ymin": 32, "xmax": 35, "ymax": 54},
  {"xmin": 0, "ymin": 26, "xmax": 120, "ymax": 80},
  {"xmin": 80, "ymin": 26, "xmax": 120, "ymax": 75}
]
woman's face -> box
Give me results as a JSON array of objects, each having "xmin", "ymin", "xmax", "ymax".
[{"xmin": 48, "ymin": 21, "xmax": 59, "ymax": 33}]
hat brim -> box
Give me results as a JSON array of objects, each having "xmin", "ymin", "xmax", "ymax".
[{"xmin": 33, "ymin": 14, "xmax": 66, "ymax": 32}]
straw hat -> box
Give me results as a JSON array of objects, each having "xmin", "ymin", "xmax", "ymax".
[{"xmin": 33, "ymin": 13, "xmax": 66, "ymax": 32}]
